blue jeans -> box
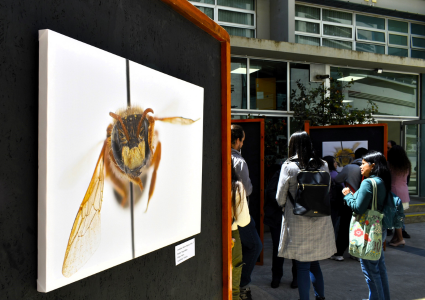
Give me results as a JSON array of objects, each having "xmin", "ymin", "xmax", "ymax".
[
  {"xmin": 238, "ymin": 217, "xmax": 263, "ymax": 287},
  {"xmin": 296, "ymin": 260, "xmax": 324, "ymax": 300},
  {"xmin": 360, "ymin": 231, "xmax": 390, "ymax": 300}
]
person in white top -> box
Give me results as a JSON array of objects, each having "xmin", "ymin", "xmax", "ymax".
[{"xmin": 231, "ymin": 162, "xmax": 250, "ymax": 300}]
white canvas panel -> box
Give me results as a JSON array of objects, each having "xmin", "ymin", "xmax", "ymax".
[
  {"xmin": 129, "ymin": 61, "xmax": 204, "ymax": 258},
  {"xmin": 322, "ymin": 141, "xmax": 368, "ymax": 172},
  {"xmin": 38, "ymin": 30, "xmax": 132, "ymax": 292}
]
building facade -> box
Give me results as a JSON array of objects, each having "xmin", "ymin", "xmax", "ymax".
[{"xmin": 190, "ymin": 0, "xmax": 425, "ymax": 198}]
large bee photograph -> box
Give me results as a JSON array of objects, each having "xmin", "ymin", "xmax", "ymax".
[
  {"xmin": 38, "ymin": 30, "xmax": 204, "ymax": 292},
  {"xmin": 322, "ymin": 141, "xmax": 368, "ymax": 172}
]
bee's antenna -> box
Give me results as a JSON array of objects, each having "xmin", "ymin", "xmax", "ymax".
[
  {"xmin": 137, "ymin": 108, "xmax": 154, "ymax": 135},
  {"xmin": 109, "ymin": 112, "xmax": 131, "ymax": 141}
]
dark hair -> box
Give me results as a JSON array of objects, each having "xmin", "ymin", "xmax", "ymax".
[
  {"xmin": 231, "ymin": 124, "xmax": 244, "ymax": 145},
  {"xmin": 388, "ymin": 140, "xmax": 396, "ymax": 147},
  {"xmin": 231, "ymin": 160, "xmax": 243, "ymax": 220},
  {"xmin": 387, "ymin": 145, "xmax": 411, "ymax": 176},
  {"xmin": 288, "ymin": 131, "xmax": 323, "ymax": 169},
  {"xmin": 354, "ymin": 147, "xmax": 368, "ymax": 159},
  {"xmin": 362, "ymin": 151, "xmax": 392, "ymax": 197},
  {"xmin": 322, "ymin": 156, "xmax": 336, "ymax": 171}
]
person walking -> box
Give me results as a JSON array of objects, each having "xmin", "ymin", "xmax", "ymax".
[
  {"xmin": 231, "ymin": 161, "xmax": 250, "ymax": 300},
  {"xmin": 231, "ymin": 124, "xmax": 262, "ymax": 300},
  {"xmin": 276, "ymin": 131, "xmax": 336, "ymax": 300},
  {"xmin": 331, "ymin": 148, "xmax": 368, "ymax": 261},
  {"xmin": 264, "ymin": 164, "xmax": 297, "ymax": 289},
  {"xmin": 342, "ymin": 151, "xmax": 391, "ymax": 300},
  {"xmin": 387, "ymin": 145, "xmax": 411, "ymax": 246}
]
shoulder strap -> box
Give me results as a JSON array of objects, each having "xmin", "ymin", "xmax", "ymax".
[{"xmin": 367, "ymin": 178, "xmax": 378, "ymax": 211}]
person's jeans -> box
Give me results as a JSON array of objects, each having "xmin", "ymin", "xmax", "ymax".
[
  {"xmin": 238, "ymin": 217, "xmax": 263, "ymax": 287},
  {"xmin": 335, "ymin": 205, "xmax": 352, "ymax": 256},
  {"xmin": 231, "ymin": 229, "xmax": 243, "ymax": 300},
  {"xmin": 360, "ymin": 231, "xmax": 390, "ymax": 300},
  {"xmin": 296, "ymin": 260, "xmax": 324, "ymax": 300},
  {"xmin": 270, "ymin": 224, "xmax": 297, "ymax": 281},
  {"xmin": 330, "ymin": 207, "xmax": 340, "ymax": 240}
]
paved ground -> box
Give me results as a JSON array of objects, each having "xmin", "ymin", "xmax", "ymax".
[{"xmin": 250, "ymin": 222, "xmax": 425, "ymax": 300}]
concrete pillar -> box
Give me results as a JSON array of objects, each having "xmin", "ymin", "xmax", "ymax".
[
  {"xmin": 256, "ymin": 0, "xmax": 270, "ymax": 40},
  {"xmin": 420, "ymin": 74, "xmax": 425, "ymax": 197},
  {"xmin": 270, "ymin": 0, "xmax": 295, "ymax": 43}
]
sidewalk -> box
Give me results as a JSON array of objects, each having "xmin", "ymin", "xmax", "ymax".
[{"xmin": 250, "ymin": 222, "xmax": 425, "ymax": 300}]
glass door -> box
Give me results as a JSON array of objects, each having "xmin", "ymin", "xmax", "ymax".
[{"xmin": 401, "ymin": 120, "xmax": 425, "ymax": 196}]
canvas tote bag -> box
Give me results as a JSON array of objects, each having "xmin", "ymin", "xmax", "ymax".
[{"xmin": 349, "ymin": 178, "xmax": 384, "ymax": 260}]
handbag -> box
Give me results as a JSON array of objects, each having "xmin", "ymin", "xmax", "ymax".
[{"xmin": 349, "ymin": 178, "xmax": 384, "ymax": 260}]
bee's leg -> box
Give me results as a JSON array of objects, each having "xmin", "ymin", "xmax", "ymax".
[{"xmin": 146, "ymin": 141, "xmax": 161, "ymax": 212}]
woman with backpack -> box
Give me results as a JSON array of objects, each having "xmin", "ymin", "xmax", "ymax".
[
  {"xmin": 342, "ymin": 151, "xmax": 391, "ymax": 300},
  {"xmin": 276, "ymin": 131, "xmax": 336, "ymax": 300},
  {"xmin": 231, "ymin": 161, "xmax": 250, "ymax": 300},
  {"xmin": 387, "ymin": 145, "xmax": 411, "ymax": 246}
]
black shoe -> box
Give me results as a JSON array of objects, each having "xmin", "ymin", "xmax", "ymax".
[
  {"xmin": 316, "ymin": 297, "xmax": 325, "ymax": 300},
  {"xmin": 271, "ymin": 278, "xmax": 280, "ymax": 288},
  {"xmin": 387, "ymin": 229, "xmax": 393, "ymax": 236},
  {"xmin": 290, "ymin": 279, "xmax": 298, "ymax": 289},
  {"xmin": 240, "ymin": 286, "xmax": 252, "ymax": 300},
  {"xmin": 402, "ymin": 230, "xmax": 411, "ymax": 238}
]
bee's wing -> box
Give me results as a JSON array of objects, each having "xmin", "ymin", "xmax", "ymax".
[
  {"xmin": 154, "ymin": 116, "xmax": 199, "ymax": 125},
  {"xmin": 62, "ymin": 144, "xmax": 105, "ymax": 278}
]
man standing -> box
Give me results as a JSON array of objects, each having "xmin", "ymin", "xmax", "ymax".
[
  {"xmin": 231, "ymin": 124, "xmax": 262, "ymax": 300},
  {"xmin": 331, "ymin": 147, "xmax": 368, "ymax": 261}
]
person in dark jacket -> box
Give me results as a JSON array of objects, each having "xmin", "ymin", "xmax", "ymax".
[
  {"xmin": 264, "ymin": 164, "xmax": 297, "ymax": 289},
  {"xmin": 330, "ymin": 147, "xmax": 368, "ymax": 261}
]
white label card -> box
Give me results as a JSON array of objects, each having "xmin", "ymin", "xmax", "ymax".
[{"xmin": 175, "ymin": 238, "xmax": 195, "ymax": 266}]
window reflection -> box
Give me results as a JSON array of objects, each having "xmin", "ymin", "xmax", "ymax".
[
  {"xmin": 249, "ymin": 60, "xmax": 287, "ymax": 110},
  {"xmin": 290, "ymin": 63, "xmax": 321, "ymax": 111},
  {"xmin": 331, "ymin": 67, "xmax": 418, "ymax": 117},
  {"xmin": 230, "ymin": 57, "xmax": 248, "ymax": 109}
]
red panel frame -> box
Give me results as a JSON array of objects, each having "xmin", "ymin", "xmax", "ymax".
[
  {"xmin": 159, "ymin": 1, "xmax": 232, "ymax": 299},
  {"xmin": 232, "ymin": 118, "xmax": 265, "ymax": 265},
  {"xmin": 304, "ymin": 121, "xmax": 388, "ymax": 158}
]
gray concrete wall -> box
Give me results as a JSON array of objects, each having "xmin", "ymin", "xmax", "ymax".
[
  {"xmin": 257, "ymin": 0, "xmax": 271, "ymax": 40},
  {"xmin": 270, "ymin": 0, "xmax": 295, "ymax": 43},
  {"xmin": 334, "ymin": 0, "xmax": 425, "ymax": 16}
]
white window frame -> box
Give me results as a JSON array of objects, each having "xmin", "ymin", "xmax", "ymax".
[
  {"xmin": 411, "ymin": 36, "xmax": 425, "ymax": 49},
  {"xmin": 295, "ymin": 18, "xmax": 321, "ymax": 36},
  {"xmin": 322, "ymin": 22, "xmax": 354, "ymax": 40},
  {"xmin": 388, "ymin": 33, "xmax": 409, "ymax": 48},
  {"xmin": 189, "ymin": 1, "xmax": 256, "ymax": 38},
  {"xmin": 295, "ymin": 1, "xmax": 425, "ymax": 58}
]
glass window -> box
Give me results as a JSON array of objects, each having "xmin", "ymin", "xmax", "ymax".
[
  {"xmin": 218, "ymin": 10, "xmax": 254, "ymax": 25},
  {"xmin": 191, "ymin": 0, "xmax": 215, "ymax": 4},
  {"xmin": 222, "ymin": 26, "xmax": 255, "ymax": 37},
  {"xmin": 405, "ymin": 124, "xmax": 419, "ymax": 194},
  {"xmin": 411, "ymin": 23, "xmax": 425, "ymax": 36},
  {"xmin": 389, "ymin": 34, "xmax": 408, "ymax": 46},
  {"xmin": 356, "ymin": 15, "xmax": 385, "ymax": 30},
  {"xmin": 357, "ymin": 29, "xmax": 385, "ymax": 43},
  {"xmin": 412, "ymin": 50, "xmax": 425, "ymax": 59},
  {"xmin": 412, "ymin": 37, "xmax": 425, "ymax": 48},
  {"xmin": 324, "ymin": 24, "xmax": 352, "ymax": 38},
  {"xmin": 249, "ymin": 60, "xmax": 288, "ymax": 110},
  {"xmin": 295, "ymin": 20, "xmax": 320, "ymax": 34},
  {"xmin": 218, "ymin": 0, "xmax": 254, "ymax": 10},
  {"xmin": 295, "ymin": 35, "xmax": 320, "ymax": 46},
  {"xmin": 388, "ymin": 20, "xmax": 408, "ymax": 33},
  {"xmin": 331, "ymin": 67, "xmax": 418, "ymax": 117},
  {"xmin": 230, "ymin": 57, "xmax": 247, "ymax": 109},
  {"xmin": 195, "ymin": 6, "xmax": 214, "ymax": 19},
  {"xmin": 322, "ymin": 38, "xmax": 352, "ymax": 50},
  {"xmin": 356, "ymin": 43, "xmax": 385, "ymax": 54},
  {"xmin": 295, "ymin": 5, "xmax": 320, "ymax": 20},
  {"xmin": 322, "ymin": 9, "xmax": 352, "ymax": 25},
  {"xmin": 264, "ymin": 117, "xmax": 289, "ymax": 167},
  {"xmin": 388, "ymin": 47, "xmax": 408, "ymax": 57},
  {"xmin": 290, "ymin": 63, "xmax": 322, "ymax": 111}
]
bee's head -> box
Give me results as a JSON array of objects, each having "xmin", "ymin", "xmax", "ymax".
[{"xmin": 110, "ymin": 108, "xmax": 154, "ymax": 176}]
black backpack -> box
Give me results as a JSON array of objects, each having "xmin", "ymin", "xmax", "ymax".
[{"xmin": 287, "ymin": 158, "xmax": 331, "ymax": 217}]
